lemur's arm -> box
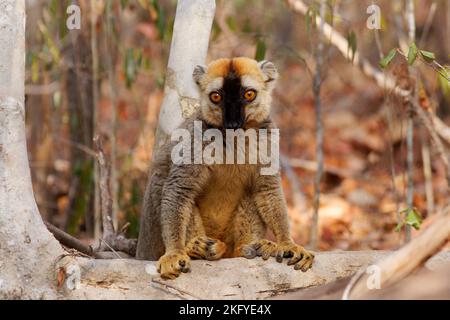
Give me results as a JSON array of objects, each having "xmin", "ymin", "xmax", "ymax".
[
  {"xmin": 160, "ymin": 164, "xmax": 210, "ymax": 253},
  {"xmin": 253, "ymin": 173, "xmax": 292, "ymax": 244}
]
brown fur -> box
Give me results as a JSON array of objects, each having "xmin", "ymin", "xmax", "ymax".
[{"xmin": 136, "ymin": 58, "xmax": 314, "ymax": 279}]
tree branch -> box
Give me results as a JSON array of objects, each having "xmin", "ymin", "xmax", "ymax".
[
  {"xmin": 44, "ymin": 221, "xmax": 95, "ymax": 257},
  {"xmin": 285, "ymin": 0, "xmax": 409, "ymax": 97},
  {"xmin": 345, "ymin": 205, "xmax": 450, "ymax": 299},
  {"xmin": 286, "ymin": 0, "xmax": 450, "ymax": 189}
]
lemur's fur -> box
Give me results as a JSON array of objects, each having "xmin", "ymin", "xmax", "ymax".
[{"xmin": 136, "ymin": 57, "xmax": 314, "ymax": 279}]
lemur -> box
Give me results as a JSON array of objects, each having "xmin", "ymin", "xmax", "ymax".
[{"xmin": 136, "ymin": 57, "xmax": 314, "ymax": 279}]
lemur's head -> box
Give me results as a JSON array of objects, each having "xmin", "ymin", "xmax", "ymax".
[{"xmin": 193, "ymin": 57, "xmax": 278, "ymax": 129}]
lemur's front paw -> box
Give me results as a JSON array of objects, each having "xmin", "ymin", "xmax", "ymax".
[
  {"xmin": 186, "ymin": 236, "xmax": 227, "ymax": 260},
  {"xmin": 157, "ymin": 250, "xmax": 191, "ymax": 279},
  {"xmin": 275, "ymin": 242, "xmax": 314, "ymax": 272}
]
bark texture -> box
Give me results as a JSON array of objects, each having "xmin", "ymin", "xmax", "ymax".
[{"xmin": 57, "ymin": 251, "xmax": 450, "ymax": 300}]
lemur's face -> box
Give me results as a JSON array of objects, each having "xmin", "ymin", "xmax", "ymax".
[{"xmin": 193, "ymin": 57, "xmax": 278, "ymax": 129}]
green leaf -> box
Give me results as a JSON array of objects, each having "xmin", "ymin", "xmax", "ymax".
[
  {"xmin": 408, "ymin": 42, "xmax": 418, "ymax": 65},
  {"xmin": 380, "ymin": 49, "xmax": 397, "ymax": 69},
  {"xmin": 395, "ymin": 207, "xmax": 423, "ymax": 232},
  {"xmin": 255, "ymin": 38, "xmax": 266, "ymax": 61},
  {"xmin": 438, "ymin": 72, "xmax": 450, "ymax": 101},
  {"xmin": 420, "ymin": 50, "xmax": 436, "ymax": 63},
  {"xmin": 347, "ymin": 31, "xmax": 357, "ymax": 63},
  {"xmin": 405, "ymin": 207, "xmax": 422, "ymax": 230}
]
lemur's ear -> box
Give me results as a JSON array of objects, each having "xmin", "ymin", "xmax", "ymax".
[
  {"xmin": 258, "ymin": 60, "xmax": 278, "ymax": 84},
  {"xmin": 193, "ymin": 65, "xmax": 207, "ymax": 86}
]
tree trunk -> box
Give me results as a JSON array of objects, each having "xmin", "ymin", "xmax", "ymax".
[
  {"xmin": 136, "ymin": 0, "xmax": 216, "ymax": 260},
  {"xmin": 64, "ymin": 27, "xmax": 95, "ymax": 235},
  {"xmin": 0, "ymin": 0, "xmax": 64, "ymax": 299}
]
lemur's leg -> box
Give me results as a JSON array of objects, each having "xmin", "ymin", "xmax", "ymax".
[
  {"xmin": 157, "ymin": 165, "xmax": 209, "ymax": 279},
  {"xmin": 253, "ymin": 174, "xmax": 314, "ymax": 272},
  {"xmin": 228, "ymin": 196, "xmax": 275, "ymax": 259},
  {"xmin": 185, "ymin": 206, "xmax": 227, "ymax": 260}
]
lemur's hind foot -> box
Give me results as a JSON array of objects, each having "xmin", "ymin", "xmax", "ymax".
[{"xmin": 186, "ymin": 236, "xmax": 227, "ymax": 260}]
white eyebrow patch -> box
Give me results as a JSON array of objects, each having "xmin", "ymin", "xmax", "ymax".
[
  {"xmin": 205, "ymin": 77, "xmax": 224, "ymax": 93},
  {"xmin": 241, "ymin": 75, "xmax": 262, "ymax": 90}
]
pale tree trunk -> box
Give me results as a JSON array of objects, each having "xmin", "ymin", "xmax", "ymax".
[
  {"xmin": 0, "ymin": 0, "xmax": 64, "ymax": 299},
  {"xmin": 136, "ymin": 0, "xmax": 216, "ymax": 259}
]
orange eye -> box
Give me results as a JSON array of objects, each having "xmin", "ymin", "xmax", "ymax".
[
  {"xmin": 209, "ymin": 92, "xmax": 222, "ymax": 104},
  {"xmin": 244, "ymin": 89, "xmax": 256, "ymax": 101}
]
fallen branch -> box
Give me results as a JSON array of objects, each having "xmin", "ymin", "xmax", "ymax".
[
  {"xmin": 45, "ymin": 222, "xmax": 132, "ymax": 259},
  {"xmin": 45, "ymin": 221, "xmax": 95, "ymax": 257},
  {"xmin": 345, "ymin": 205, "xmax": 450, "ymax": 299},
  {"xmin": 55, "ymin": 251, "xmax": 450, "ymax": 299}
]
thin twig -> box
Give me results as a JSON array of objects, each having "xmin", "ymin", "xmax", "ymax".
[
  {"xmin": 420, "ymin": 129, "xmax": 434, "ymax": 215},
  {"xmin": 53, "ymin": 135, "xmax": 97, "ymax": 158},
  {"xmin": 90, "ymin": 0, "xmax": 101, "ymax": 240},
  {"xmin": 310, "ymin": 0, "xmax": 326, "ymax": 250},
  {"xmin": 405, "ymin": 0, "xmax": 417, "ymax": 243},
  {"xmin": 93, "ymin": 135, "xmax": 138, "ymax": 256},
  {"xmin": 412, "ymin": 100, "xmax": 450, "ymax": 186},
  {"xmin": 104, "ymin": 3, "xmax": 119, "ymax": 230},
  {"xmin": 99, "ymin": 239, "xmax": 123, "ymax": 259},
  {"xmin": 371, "ymin": 0, "xmax": 384, "ymax": 60},
  {"xmin": 419, "ymin": 2, "xmax": 437, "ymax": 48},
  {"xmin": 151, "ymin": 278, "xmax": 202, "ymax": 300},
  {"xmin": 93, "ymin": 135, "xmax": 115, "ymax": 238}
]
